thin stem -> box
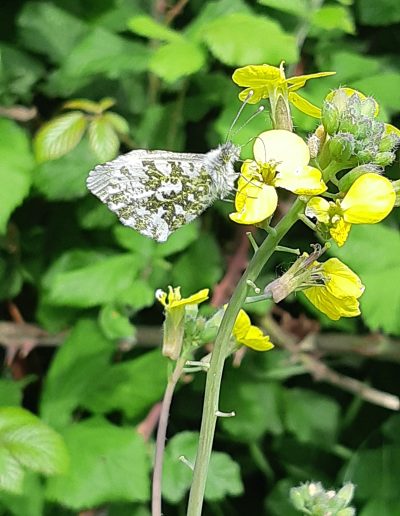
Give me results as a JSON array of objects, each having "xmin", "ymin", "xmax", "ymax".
[
  {"xmin": 186, "ymin": 198, "xmax": 305, "ymax": 516},
  {"xmin": 152, "ymin": 356, "xmax": 186, "ymax": 516}
]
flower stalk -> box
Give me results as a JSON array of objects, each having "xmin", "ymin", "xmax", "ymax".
[{"xmin": 186, "ymin": 198, "xmax": 305, "ymax": 516}]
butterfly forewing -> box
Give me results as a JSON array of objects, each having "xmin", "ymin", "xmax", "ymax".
[{"xmin": 87, "ymin": 149, "xmax": 217, "ymax": 242}]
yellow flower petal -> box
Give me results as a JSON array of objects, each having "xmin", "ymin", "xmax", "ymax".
[
  {"xmin": 323, "ymin": 258, "xmax": 364, "ymax": 299},
  {"xmin": 253, "ymin": 130, "xmax": 310, "ymax": 171},
  {"xmin": 329, "ymin": 218, "xmax": 351, "ymax": 247},
  {"xmin": 239, "ymin": 160, "xmax": 259, "ymax": 182},
  {"xmin": 171, "ymin": 288, "xmax": 209, "ymax": 308},
  {"xmin": 384, "ymin": 123, "xmax": 400, "ymax": 137},
  {"xmin": 275, "ymin": 165, "xmax": 326, "ymax": 195},
  {"xmin": 305, "ymin": 196, "xmax": 331, "ymax": 223},
  {"xmin": 238, "ymin": 87, "xmax": 265, "ymax": 104},
  {"xmin": 287, "ymin": 71, "xmax": 336, "ymax": 92},
  {"xmin": 241, "ymin": 325, "xmax": 274, "ymax": 351},
  {"xmin": 288, "ymin": 91, "xmax": 322, "ymax": 118},
  {"xmin": 341, "ymin": 173, "xmax": 395, "ymax": 224},
  {"xmin": 304, "ymin": 287, "xmax": 360, "ymax": 320},
  {"xmin": 232, "ymin": 309, "xmax": 251, "ymax": 341},
  {"xmin": 232, "ymin": 64, "xmax": 281, "ymax": 87},
  {"xmin": 230, "ymin": 181, "xmax": 278, "ymax": 225}
]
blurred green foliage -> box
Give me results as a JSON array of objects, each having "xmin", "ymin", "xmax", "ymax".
[{"xmin": 0, "ymin": 0, "xmax": 400, "ymax": 514}]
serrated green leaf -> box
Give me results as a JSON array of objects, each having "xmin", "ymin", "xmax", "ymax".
[
  {"xmin": 128, "ymin": 15, "xmax": 182, "ymax": 42},
  {"xmin": 283, "ymin": 389, "xmax": 340, "ymax": 446},
  {"xmin": 0, "ymin": 472, "xmax": 44, "ymax": 516},
  {"xmin": 82, "ymin": 350, "xmax": 167, "ymax": 418},
  {"xmin": 40, "ymin": 319, "xmax": 114, "ymax": 428},
  {"xmin": 331, "ymin": 224, "xmax": 400, "ymax": 334},
  {"xmin": 103, "ymin": 112, "xmax": 130, "ymax": 134},
  {"xmin": 62, "ymin": 98, "xmax": 104, "ymax": 114},
  {"xmin": 45, "ymin": 419, "xmax": 150, "ymax": 509},
  {"xmin": 0, "ymin": 118, "xmax": 34, "ymax": 234},
  {"xmin": 0, "ymin": 407, "xmax": 69, "ymax": 494},
  {"xmin": 34, "ymin": 139, "xmax": 99, "ymax": 200},
  {"xmin": 88, "ymin": 116, "xmax": 120, "ymax": 162},
  {"xmin": 150, "ymin": 40, "xmax": 205, "ymax": 83},
  {"xmin": 45, "ymin": 253, "xmax": 141, "ymax": 308},
  {"xmin": 312, "ymin": 5, "xmax": 355, "ymax": 34},
  {"xmin": 258, "ymin": 0, "xmax": 309, "ymax": 16},
  {"xmin": 220, "ymin": 376, "xmax": 284, "ymax": 442},
  {"xmin": 34, "ymin": 112, "xmax": 87, "ymax": 162},
  {"xmin": 17, "ymin": 2, "xmax": 87, "ymax": 64},
  {"xmin": 202, "ymin": 13, "xmax": 298, "ymax": 66},
  {"xmin": 99, "ymin": 303, "xmax": 136, "ymax": 339},
  {"xmin": 163, "ymin": 432, "xmax": 243, "ymax": 503}
]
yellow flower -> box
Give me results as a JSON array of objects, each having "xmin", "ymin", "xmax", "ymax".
[
  {"xmin": 232, "ymin": 62, "xmax": 335, "ymax": 118},
  {"xmin": 233, "ymin": 309, "xmax": 274, "ymax": 351},
  {"xmin": 156, "ymin": 286, "xmax": 209, "ymax": 359},
  {"xmin": 306, "ymin": 173, "xmax": 395, "ymax": 246},
  {"xmin": 230, "ymin": 130, "xmax": 326, "ymax": 225},
  {"xmin": 303, "ymin": 258, "xmax": 364, "ymax": 320}
]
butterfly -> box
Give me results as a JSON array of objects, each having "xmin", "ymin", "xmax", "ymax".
[{"xmin": 86, "ymin": 141, "xmax": 241, "ymax": 242}]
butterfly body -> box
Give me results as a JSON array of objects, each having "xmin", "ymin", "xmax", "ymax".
[{"xmin": 86, "ymin": 141, "xmax": 240, "ymax": 242}]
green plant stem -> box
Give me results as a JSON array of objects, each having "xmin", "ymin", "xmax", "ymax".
[
  {"xmin": 152, "ymin": 356, "xmax": 186, "ymax": 516},
  {"xmin": 186, "ymin": 198, "xmax": 305, "ymax": 516}
]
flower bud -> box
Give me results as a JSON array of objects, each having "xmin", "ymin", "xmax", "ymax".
[
  {"xmin": 330, "ymin": 89, "xmax": 349, "ymax": 113},
  {"xmin": 329, "ymin": 133, "xmax": 355, "ymax": 162},
  {"xmin": 337, "ymin": 483, "xmax": 355, "ymax": 506},
  {"xmin": 392, "ymin": 179, "xmax": 400, "ymax": 207},
  {"xmin": 322, "ymin": 101, "xmax": 340, "ymax": 134},
  {"xmin": 338, "ymin": 164, "xmax": 382, "ymax": 193},
  {"xmin": 360, "ymin": 96, "xmax": 377, "ymax": 117},
  {"xmin": 357, "ymin": 148, "xmax": 374, "ymax": 163},
  {"xmin": 373, "ymin": 151, "xmax": 396, "ymax": 166},
  {"xmin": 379, "ymin": 133, "xmax": 400, "ymax": 152}
]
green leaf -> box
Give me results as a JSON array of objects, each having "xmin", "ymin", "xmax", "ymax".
[
  {"xmin": 40, "ymin": 319, "xmax": 114, "ymax": 428},
  {"xmin": 113, "ymin": 225, "xmax": 157, "ymax": 258},
  {"xmin": 34, "ymin": 112, "xmax": 88, "ymax": 162},
  {"xmin": 202, "ymin": 13, "xmax": 298, "ymax": 66},
  {"xmin": 163, "ymin": 432, "xmax": 243, "ymax": 503},
  {"xmin": 332, "ymin": 224, "xmax": 400, "ymax": 334},
  {"xmin": 128, "ymin": 15, "xmax": 182, "ymax": 42},
  {"xmin": 103, "ymin": 112, "xmax": 130, "ymax": 134},
  {"xmin": 0, "ymin": 44, "xmax": 44, "ymax": 103},
  {"xmin": 99, "ymin": 303, "xmax": 136, "ymax": 339},
  {"xmin": 0, "ymin": 118, "xmax": 34, "ymax": 234},
  {"xmin": 172, "ymin": 234, "xmax": 222, "ymax": 292},
  {"xmin": 0, "ymin": 379, "xmax": 24, "ymax": 407},
  {"xmin": 45, "ymin": 419, "xmax": 150, "ymax": 509},
  {"xmin": 118, "ymin": 279, "xmax": 155, "ymax": 311},
  {"xmin": 312, "ymin": 5, "xmax": 355, "ymax": 34},
  {"xmin": 352, "ymin": 73, "xmax": 400, "ymax": 114},
  {"xmin": 358, "ymin": 0, "xmax": 400, "ymax": 25},
  {"xmin": 88, "ymin": 116, "xmax": 120, "ymax": 162},
  {"xmin": 220, "ymin": 376, "xmax": 284, "ymax": 442},
  {"xmin": 77, "ymin": 196, "xmax": 117, "ymax": 229},
  {"xmin": 34, "ymin": 139, "xmax": 99, "ymax": 200},
  {"xmin": 283, "ymin": 389, "xmax": 340, "ymax": 446},
  {"xmin": 0, "ymin": 473, "xmax": 44, "ymax": 516},
  {"xmin": 82, "ymin": 350, "xmax": 167, "ymax": 418},
  {"xmin": 45, "ymin": 28, "xmax": 150, "ymax": 96},
  {"xmin": 155, "ymin": 222, "xmax": 199, "ymax": 258},
  {"xmin": 0, "ymin": 407, "xmax": 69, "ymax": 493},
  {"xmin": 258, "ymin": 0, "xmax": 309, "ymax": 16},
  {"xmin": 45, "ymin": 253, "xmax": 141, "ymax": 308},
  {"xmin": 150, "ymin": 40, "xmax": 205, "ymax": 83},
  {"xmin": 17, "ymin": 2, "xmax": 87, "ymax": 64}
]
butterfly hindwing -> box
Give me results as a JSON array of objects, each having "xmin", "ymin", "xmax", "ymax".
[{"xmin": 87, "ymin": 149, "xmax": 217, "ymax": 242}]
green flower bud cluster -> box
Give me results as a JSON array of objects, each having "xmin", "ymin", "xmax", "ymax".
[
  {"xmin": 290, "ymin": 481, "xmax": 355, "ymax": 516},
  {"xmin": 322, "ymin": 89, "xmax": 399, "ymax": 166}
]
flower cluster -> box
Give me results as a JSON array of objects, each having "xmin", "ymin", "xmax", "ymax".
[
  {"xmin": 290, "ymin": 481, "xmax": 355, "ymax": 516},
  {"xmin": 321, "ymin": 88, "xmax": 400, "ymax": 167}
]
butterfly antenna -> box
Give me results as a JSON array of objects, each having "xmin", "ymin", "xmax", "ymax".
[
  {"xmin": 232, "ymin": 106, "xmax": 265, "ymax": 138},
  {"xmin": 240, "ymin": 134, "xmax": 268, "ymax": 161},
  {"xmin": 225, "ymin": 90, "xmax": 254, "ymax": 142}
]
